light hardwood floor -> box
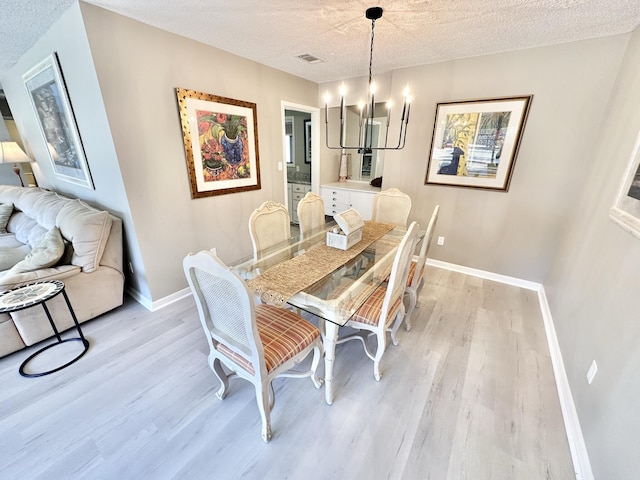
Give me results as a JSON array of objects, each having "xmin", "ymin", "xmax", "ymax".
[{"xmin": 0, "ymin": 267, "xmax": 574, "ymax": 479}]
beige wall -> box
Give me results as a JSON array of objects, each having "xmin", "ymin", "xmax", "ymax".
[
  {"xmin": 81, "ymin": 4, "xmax": 318, "ymax": 301},
  {"xmin": 545, "ymin": 26, "xmax": 640, "ymax": 479}
]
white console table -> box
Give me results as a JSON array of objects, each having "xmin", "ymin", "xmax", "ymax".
[{"xmin": 320, "ymin": 181, "xmax": 381, "ymax": 220}]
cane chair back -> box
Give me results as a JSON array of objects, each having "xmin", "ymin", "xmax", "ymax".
[
  {"xmin": 371, "ymin": 188, "xmax": 412, "ymax": 227},
  {"xmin": 248, "ymin": 201, "xmax": 291, "ymax": 258},
  {"xmin": 297, "ymin": 192, "xmax": 325, "ymax": 239}
]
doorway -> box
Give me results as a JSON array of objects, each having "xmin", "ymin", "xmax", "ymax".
[{"xmin": 280, "ymin": 101, "xmax": 320, "ymax": 225}]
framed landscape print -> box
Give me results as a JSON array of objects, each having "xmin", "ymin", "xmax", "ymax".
[
  {"xmin": 425, "ymin": 96, "xmax": 533, "ymax": 191},
  {"xmin": 23, "ymin": 52, "xmax": 94, "ymax": 189},
  {"xmin": 176, "ymin": 88, "xmax": 261, "ymax": 198},
  {"xmin": 610, "ymin": 131, "xmax": 640, "ymax": 239}
]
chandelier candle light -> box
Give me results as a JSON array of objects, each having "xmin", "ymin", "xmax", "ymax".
[{"xmin": 324, "ymin": 6, "xmax": 411, "ymax": 154}]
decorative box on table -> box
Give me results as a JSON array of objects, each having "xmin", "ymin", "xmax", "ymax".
[{"xmin": 326, "ymin": 208, "xmax": 364, "ymax": 250}]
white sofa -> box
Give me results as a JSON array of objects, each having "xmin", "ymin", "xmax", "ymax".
[{"xmin": 0, "ymin": 185, "xmax": 124, "ymax": 358}]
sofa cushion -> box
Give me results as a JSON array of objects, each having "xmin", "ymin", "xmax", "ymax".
[
  {"xmin": 0, "ymin": 264, "xmax": 80, "ymax": 292},
  {"xmin": 57, "ymin": 200, "xmax": 112, "ymax": 273},
  {"xmin": 0, "ymin": 203, "xmax": 13, "ymax": 234},
  {"xmin": 0, "ymin": 234, "xmax": 30, "ymax": 271},
  {"xmin": 6, "ymin": 227, "xmax": 65, "ymax": 275},
  {"xmin": 7, "ymin": 211, "xmax": 38, "ymax": 245}
]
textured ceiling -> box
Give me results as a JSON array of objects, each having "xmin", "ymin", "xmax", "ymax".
[{"xmin": 2, "ymin": 0, "xmax": 640, "ymax": 84}]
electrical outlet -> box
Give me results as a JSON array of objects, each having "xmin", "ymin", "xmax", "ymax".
[
  {"xmin": 437, "ymin": 236, "xmax": 445, "ymax": 246},
  {"xmin": 586, "ymin": 360, "xmax": 598, "ymax": 384}
]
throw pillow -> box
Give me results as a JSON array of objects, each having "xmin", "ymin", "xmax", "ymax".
[
  {"xmin": 6, "ymin": 226, "xmax": 65, "ymax": 275},
  {"xmin": 0, "ymin": 202, "xmax": 13, "ymax": 234}
]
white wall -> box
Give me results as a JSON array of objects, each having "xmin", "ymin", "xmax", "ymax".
[{"xmin": 545, "ymin": 26, "xmax": 640, "ymax": 479}]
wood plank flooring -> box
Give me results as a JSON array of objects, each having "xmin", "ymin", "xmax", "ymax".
[{"xmin": 0, "ymin": 267, "xmax": 574, "ymax": 479}]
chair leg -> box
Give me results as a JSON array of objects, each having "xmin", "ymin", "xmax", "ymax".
[
  {"xmin": 390, "ymin": 306, "xmax": 405, "ymax": 346},
  {"xmin": 255, "ymin": 381, "xmax": 272, "ymax": 443},
  {"xmin": 405, "ymin": 289, "xmax": 417, "ymax": 331},
  {"xmin": 373, "ymin": 330, "xmax": 387, "ymax": 381},
  {"xmin": 210, "ymin": 356, "xmax": 229, "ymax": 400},
  {"xmin": 310, "ymin": 343, "xmax": 324, "ymax": 389}
]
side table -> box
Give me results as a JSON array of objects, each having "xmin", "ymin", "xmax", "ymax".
[{"xmin": 0, "ymin": 280, "xmax": 89, "ymax": 377}]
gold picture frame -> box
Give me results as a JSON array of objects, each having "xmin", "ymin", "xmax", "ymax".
[{"xmin": 176, "ymin": 88, "xmax": 261, "ymax": 198}]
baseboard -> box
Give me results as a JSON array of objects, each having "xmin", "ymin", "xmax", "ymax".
[
  {"xmin": 426, "ymin": 259, "xmax": 542, "ymax": 291},
  {"xmin": 428, "ymin": 259, "xmax": 593, "ymax": 480},
  {"xmin": 537, "ymin": 286, "xmax": 593, "ymax": 480},
  {"xmin": 126, "ymin": 286, "xmax": 192, "ymax": 312}
]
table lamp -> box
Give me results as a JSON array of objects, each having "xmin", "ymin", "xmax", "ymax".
[{"xmin": 0, "ymin": 141, "xmax": 32, "ymax": 187}]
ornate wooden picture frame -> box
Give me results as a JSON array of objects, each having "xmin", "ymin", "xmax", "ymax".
[{"xmin": 176, "ymin": 88, "xmax": 261, "ymax": 198}]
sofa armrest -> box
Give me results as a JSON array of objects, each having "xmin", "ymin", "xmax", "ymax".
[{"xmin": 0, "ymin": 264, "xmax": 81, "ymax": 292}]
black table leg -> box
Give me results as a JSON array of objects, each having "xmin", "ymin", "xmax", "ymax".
[{"xmin": 19, "ymin": 289, "xmax": 90, "ymax": 378}]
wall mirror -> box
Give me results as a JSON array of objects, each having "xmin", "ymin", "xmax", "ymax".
[{"xmin": 327, "ymin": 102, "xmax": 386, "ymax": 181}]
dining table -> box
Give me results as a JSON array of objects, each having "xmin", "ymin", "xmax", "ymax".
[{"xmin": 231, "ymin": 220, "xmax": 410, "ymax": 405}]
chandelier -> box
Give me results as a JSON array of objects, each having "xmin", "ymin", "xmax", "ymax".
[{"xmin": 324, "ymin": 6, "xmax": 411, "ymax": 154}]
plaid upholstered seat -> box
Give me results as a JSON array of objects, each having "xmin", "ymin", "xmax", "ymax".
[
  {"xmin": 349, "ymin": 285, "xmax": 403, "ymax": 327},
  {"xmin": 337, "ymin": 222, "xmax": 420, "ymax": 381},
  {"xmin": 217, "ymin": 305, "xmax": 320, "ymax": 375},
  {"xmin": 183, "ymin": 249, "xmax": 323, "ymax": 443}
]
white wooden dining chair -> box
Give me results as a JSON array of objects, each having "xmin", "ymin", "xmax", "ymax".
[
  {"xmin": 371, "ymin": 188, "xmax": 412, "ymax": 227},
  {"xmin": 183, "ymin": 249, "xmax": 323, "ymax": 442},
  {"xmin": 297, "ymin": 192, "xmax": 325, "ymax": 238},
  {"xmin": 337, "ymin": 221, "xmax": 419, "ymax": 381},
  {"xmin": 404, "ymin": 205, "xmax": 440, "ymax": 330},
  {"xmin": 248, "ymin": 201, "xmax": 291, "ymax": 258}
]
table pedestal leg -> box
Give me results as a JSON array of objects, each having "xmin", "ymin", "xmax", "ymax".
[{"xmin": 323, "ymin": 321, "xmax": 339, "ymax": 405}]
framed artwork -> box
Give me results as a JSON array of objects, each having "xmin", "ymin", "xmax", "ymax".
[
  {"xmin": 176, "ymin": 87, "xmax": 261, "ymax": 198},
  {"xmin": 610, "ymin": 131, "xmax": 640, "ymax": 239},
  {"xmin": 23, "ymin": 52, "xmax": 94, "ymax": 189},
  {"xmin": 425, "ymin": 95, "xmax": 533, "ymax": 191},
  {"xmin": 304, "ymin": 119, "xmax": 312, "ymax": 163}
]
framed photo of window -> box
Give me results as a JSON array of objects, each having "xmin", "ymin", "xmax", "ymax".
[
  {"xmin": 23, "ymin": 52, "xmax": 94, "ymax": 189},
  {"xmin": 425, "ymin": 96, "xmax": 533, "ymax": 191}
]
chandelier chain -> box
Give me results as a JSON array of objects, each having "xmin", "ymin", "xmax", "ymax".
[{"xmin": 368, "ymin": 18, "xmax": 376, "ymax": 86}]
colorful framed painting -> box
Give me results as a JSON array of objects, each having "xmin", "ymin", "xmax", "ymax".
[
  {"xmin": 610, "ymin": 131, "xmax": 640, "ymax": 239},
  {"xmin": 176, "ymin": 88, "xmax": 261, "ymax": 198},
  {"xmin": 425, "ymin": 95, "xmax": 533, "ymax": 191},
  {"xmin": 23, "ymin": 52, "xmax": 94, "ymax": 189}
]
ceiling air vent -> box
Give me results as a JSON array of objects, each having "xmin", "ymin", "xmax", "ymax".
[{"xmin": 296, "ymin": 53, "xmax": 324, "ymax": 64}]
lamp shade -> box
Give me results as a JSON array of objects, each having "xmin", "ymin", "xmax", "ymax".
[{"xmin": 0, "ymin": 141, "xmax": 32, "ymax": 164}]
